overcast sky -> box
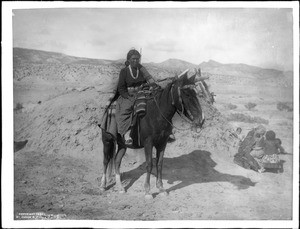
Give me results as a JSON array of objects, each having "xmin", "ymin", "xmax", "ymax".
[{"xmin": 12, "ymin": 4, "xmax": 294, "ymax": 71}]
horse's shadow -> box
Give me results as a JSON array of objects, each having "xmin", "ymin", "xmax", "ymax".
[{"xmin": 122, "ymin": 150, "xmax": 256, "ymax": 194}]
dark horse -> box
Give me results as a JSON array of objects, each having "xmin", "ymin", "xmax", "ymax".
[{"xmin": 100, "ymin": 71, "xmax": 205, "ymax": 199}]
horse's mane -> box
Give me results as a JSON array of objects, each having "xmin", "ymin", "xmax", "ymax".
[{"xmin": 155, "ymin": 81, "xmax": 174, "ymax": 105}]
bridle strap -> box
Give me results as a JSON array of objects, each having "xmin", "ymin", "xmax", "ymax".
[
  {"xmin": 153, "ymin": 95, "xmax": 192, "ymax": 131},
  {"xmin": 171, "ymin": 83, "xmax": 194, "ymax": 127},
  {"xmin": 177, "ymin": 86, "xmax": 184, "ymax": 114},
  {"xmin": 152, "ymin": 83, "xmax": 193, "ymax": 131},
  {"xmin": 168, "ymin": 83, "xmax": 203, "ymax": 133},
  {"xmin": 170, "ymin": 84, "xmax": 184, "ymax": 114},
  {"xmin": 171, "ymin": 84, "xmax": 175, "ymax": 106}
]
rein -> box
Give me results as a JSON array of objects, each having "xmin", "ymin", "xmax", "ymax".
[
  {"xmin": 153, "ymin": 83, "xmax": 195, "ymax": 131},
  {"xmin": 172, "ymin": 84, "xmax": 195, "ymax": 125}
]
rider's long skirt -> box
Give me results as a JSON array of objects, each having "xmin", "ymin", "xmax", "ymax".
[{"xmin": 115, "ymin": 96, "xmax": 134, "ymax": 136}]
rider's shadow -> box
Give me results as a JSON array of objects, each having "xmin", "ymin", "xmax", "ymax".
[{"xmin": 122, "ymin": 150, "xmax": 256, "ymax": 193}]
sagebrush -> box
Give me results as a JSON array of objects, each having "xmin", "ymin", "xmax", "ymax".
[
  {"xmin": 277, "ymin": 102, "xmax": 293, "ymax": 112},
  {"xmin": 227, "ymin": 113, "xmax": 269, "ymax": 124},
  {"xmin": 14, "ymin": 102, "xmax": 23, "ymax": 111},
  {"xmin": 225, "ymin": 103, "xmax": 237, "ymax": 110},
  {"xmin": 245, "ymin": 102, "xmax": 257, "ymax": 110}
]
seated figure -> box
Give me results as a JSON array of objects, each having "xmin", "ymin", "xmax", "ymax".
[
  {"xmin": 233, "ymin": 125, "xmax": 266, "ymax": 172},
  {"xmin": 256, "ymin": 130, "xmax": 284, "ymax": 173}
]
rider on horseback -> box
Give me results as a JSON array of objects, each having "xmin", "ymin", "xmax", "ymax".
[{"xmin": 115, "ymin": 48, "xmax": 176, "ymax": 145}]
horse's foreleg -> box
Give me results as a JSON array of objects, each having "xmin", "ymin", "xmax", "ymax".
[
  {"xmin": 100, "ymin": 155, "xmax": 109, "ymax": 192},
  {"xmin": 156, "ymin": 144, "xmax": 168, "ymax": 195},
  {"xmin": 144, "ymin": 138, "xmax": 153, "ymax": 199},
  {"xmin": 114, "ymin": 144, "xmax": 126, "ymax": 193}
]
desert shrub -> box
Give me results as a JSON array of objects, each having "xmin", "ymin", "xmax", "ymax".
[
  {"xmin": 227, "ymin": 113, "xmax": 269, "ymax": 124},
  {"xmin": 225, "ymin": 103, "xmax": 237, "ymax": 110},
  {"xmin": 277, "ymin": 102, "xmax": 293, "ymax": 112},
  {"xmin": 278, "ymin": 120, "xmax": 292, "ymax": 127},
  {"xmin": 244, "ymin": 102, "xmax": 257, "ymax": 110},
  {"xmin": 14, "ymin": 102, "xmax": 23, "ymax": 111}
]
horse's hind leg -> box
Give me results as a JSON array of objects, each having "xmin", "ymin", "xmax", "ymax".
[
  {"xmin": 114, "ymin": 141, "xmax": 126, "ymax": 193},
  {"xmin": 155, "ymin": 143, "xmax": 168, "ymax": 196},
  {"xmin": 100, "ymin": 131, "xmax": 115, "ymax": 192}
]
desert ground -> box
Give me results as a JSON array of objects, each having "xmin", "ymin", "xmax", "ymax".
[{"xmin": 13, "ymin": 48, "xmax": 294, "ymax": 221}]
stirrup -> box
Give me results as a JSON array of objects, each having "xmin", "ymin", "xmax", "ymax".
[
  {"xmin": 124, "ymin": 131, "xmax": 132, "ymax": 145},
  {"xmin": 258, "ymin": 168, "xmax": 265, "ymax": 173},
  {"xmin": 125, "ymin": 138, "xmax": 133, "ymax": 145},
  {"xmin": 168, "ymin": 134, "xmax": 176, "ymax": 143}
]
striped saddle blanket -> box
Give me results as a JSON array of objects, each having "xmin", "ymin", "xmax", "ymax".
[
  {"xmin": 261, "ymin": 154, "xmax": 280, "ymax": 164},
  {"xmin": 129, "ymin": 84, "xmax": 160, "ymax": 118},
  {"xmin": 256, "ymin": 154, "xmax": 281, "ymax": 169},
  {"xmin": 134, "ymin": 90, "xmax": 147, "ymax": 117},
  {"xmin": 100, "ymin": 84, "xmax": 160, "ymax": 138}
]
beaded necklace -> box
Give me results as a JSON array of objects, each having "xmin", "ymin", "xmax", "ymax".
[{"xmin": 129, "ymin": 65, "xmax": 139, "ymax": 79}]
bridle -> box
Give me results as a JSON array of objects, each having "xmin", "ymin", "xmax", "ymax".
[
  {"xmin": 153, "ymin": 82, "xmax": 199, "ymax": 131},
  {"xmin": 171, "ymin": 83, "xmax": 198, "ymax": 122}
]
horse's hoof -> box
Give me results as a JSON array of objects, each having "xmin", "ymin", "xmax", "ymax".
[
  {"xmin": 99, "ymin": 187, "xmax": 106, "ymax": 193},
  {"xmin": 119, "ymin": 190, "xmax": 126, "ymax": 194},
  {"xmin": 145, "ymin": 194, "xmax": 153, "ymax": 200},
  {"xmin": 159, "ymin": 191, "xmax": 168, "ymax": 197}
]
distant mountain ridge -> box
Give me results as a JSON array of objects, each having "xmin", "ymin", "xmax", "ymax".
[
  {"xmin": 198, "ymin": 59, "xmax": 288, "ymax": 79},
  {"xmin": 156, "ymin": 58, "xmax": 198, "ymax": 71},
  {"xmin": 13, "ymin": 47, "xmax": 115, "ymax": 66},
  {"xmin": 13, "ymin": 47, "xmax": 291, "ymax": 80}
]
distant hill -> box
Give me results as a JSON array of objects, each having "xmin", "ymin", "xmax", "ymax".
[
  {"xmin": 199, "ymin": 59, "xmax": 286, "ymax": 79},
  {"xmin": 13, "ymin": 47, "xmax": 292, "ymax": 85},
  {"xmin": 155, "ymin": 58, "xmax": 198, "ymax": 73},
  {"xmin": 13, "ymin": 47, "xmax": 114, "ymax": 66},
  {"xmin": 199, "ymin": 59, "xmax": 223, "ymax": 68}
]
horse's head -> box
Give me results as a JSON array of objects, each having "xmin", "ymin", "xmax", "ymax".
[{"xmin": 172, "ymin": 70, "xmax": 205, "ymax": 128}]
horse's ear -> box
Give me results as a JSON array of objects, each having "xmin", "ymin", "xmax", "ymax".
[
  {"xmin": 179, "ymin": 73, "xmax": 188, "ymax": 81},
  {"xmin": 178, "ymin": 69, "xmax": 189, "ymax": 79},
  {"xmin": 188, "ymin": 74, "xmax": 196, "ymax": 83}
]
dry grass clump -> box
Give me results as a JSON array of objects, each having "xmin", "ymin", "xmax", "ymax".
[
  {"xmin": 277, "ymin": 102, "xmax": 293, "ymax": 112},
  {"xmin": 14, "ymin": 102, "xmax": 23, "ymax": 112},
  {"xmin": 244, "ymin": 102, "xmax": 257, "ymax": 110},
  {"xmin": 225, "ymin": 103, "xmax": 237, "ymax": 110},
  {"xmin": 227, "ymin": 113, "xmax": 269, "ymax": 124},
  {"xmin": 278, "ymin": 120, "xmax": 292, "ymax": 127}
]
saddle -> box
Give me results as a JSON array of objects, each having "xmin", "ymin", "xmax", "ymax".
[
  {"xmin": 100, "ymin": 83, "xmax": 161, "ymax": 148},
  {"xmin": 133, "ymin": 84, "xmax": 159, "ymax": 117},
  {"xmin": 129, "ymin": 83, "xmax": 161, "ymax": 148}
]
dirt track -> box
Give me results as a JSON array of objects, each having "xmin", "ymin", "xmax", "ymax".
[{"xmin": 14, "ymin": 140, "xmax": 293, "ymax": 220}]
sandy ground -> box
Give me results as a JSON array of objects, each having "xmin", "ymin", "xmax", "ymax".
[{"xmin": 13, "ymin": 70, "xmax": 294, "ymax": 221}]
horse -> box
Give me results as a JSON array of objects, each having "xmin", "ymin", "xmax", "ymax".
[{"xmin": 100, "ymin": 71, "xmax": 205, "ymax": 199}]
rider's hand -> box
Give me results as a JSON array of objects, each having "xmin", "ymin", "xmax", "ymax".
[{"xmin": 128, "ymin": 95, "xmax": 135, "ymax": 102}]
